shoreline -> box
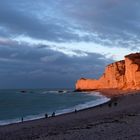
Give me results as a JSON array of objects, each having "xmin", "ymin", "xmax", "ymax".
[
  {"xmin": 1, "ymin": 90, "xmax": 140, "ymax": 140},
  {"xmin": 0, "ymin": 91, "xmax": 109, "ymax": 126},
  {"xmin": 75, "ymin": 88, "xmax": 140, "ymax": 98}
]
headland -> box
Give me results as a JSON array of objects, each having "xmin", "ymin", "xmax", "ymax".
[{"xmin": 76, "ymin": 53, "xmax": 140, "ymax": 91}]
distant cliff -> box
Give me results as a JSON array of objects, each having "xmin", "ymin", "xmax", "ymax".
[{"xmin": 76, "ymin": 53, "xmax": 140, "ymax": 90}]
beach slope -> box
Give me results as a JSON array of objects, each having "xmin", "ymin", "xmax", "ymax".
[{"xmin": 0, "ymin": 91, "xmax": 140, "ymax": 140}]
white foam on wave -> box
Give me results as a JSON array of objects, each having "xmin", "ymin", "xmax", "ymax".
[
  {"xmin": 0, "ymin": 113, "xmax": 50, "ymax": 126},
  {"xmin": 56, "ymin": 94, "xmax": 110, "ymax": 115},
  {"xmin": 41, "ymin": 90, "xmax": 58, "ymax": 94},
  {"xmin": 81, "ymin": 91, "xmax": 105, "ymax": 97},
  {"xmin": 41, "ymin": 90, "xmax": 70, "ymax": 94},
  {"xmin": 0, "ymin": 118, "xmax": 21, "ymax": 126}
]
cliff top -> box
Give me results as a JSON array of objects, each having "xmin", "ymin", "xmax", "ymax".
[
  {"xmin": 125, "ymin": 52, "xmax": 140, "ymax": 59},
  {"xmin": 107, "ymin": 60, "xmax": 125, "ymax": 67},
  {"xmin": 125, "ymin": 53, "xmax": 140, "ymax": 65}
]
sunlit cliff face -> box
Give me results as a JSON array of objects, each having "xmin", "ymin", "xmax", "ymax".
[{"xmin": 76, "ymin": 53, "xmax": 140, "ymax": 90}]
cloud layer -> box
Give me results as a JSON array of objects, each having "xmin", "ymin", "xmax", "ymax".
[
  {"xmin": 0, "ymin": 0, "xmax": 139, "ymax": 88},
  {"xmin": 0, "ymin": 41, "xmax": 112, "ymax": 88},
  {"xmin": 1, "ymin": 0, "xmax": 140, "ymax": 46}
]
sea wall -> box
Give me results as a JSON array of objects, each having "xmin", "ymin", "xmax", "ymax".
[{"xmin": 76, "ymin": 53, "xmax": 140, "ymax": 90}]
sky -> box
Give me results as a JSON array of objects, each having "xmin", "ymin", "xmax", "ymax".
[{"xmin": 0, "ymin": 0, "xmax": 140, "ymax": 89}]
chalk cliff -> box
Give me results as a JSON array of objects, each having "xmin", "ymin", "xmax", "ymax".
[{"xmin": 76, "ymin": 53, "xmax": 140, "ymax": 90}]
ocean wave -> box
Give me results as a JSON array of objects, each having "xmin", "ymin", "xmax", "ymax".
[
  {"xmin": 56, "ymin": 96, "xmax": 110, "ymax": 115},
  {"xmin": 41, "ymin": 90, "xmax": 71, "ymax": 94}
]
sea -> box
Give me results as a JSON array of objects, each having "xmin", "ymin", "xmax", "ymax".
[{"xmin": 0, "ymin": 89, "xmax": 110, "ymax": 125}]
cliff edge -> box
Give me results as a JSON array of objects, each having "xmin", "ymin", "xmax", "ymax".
[{"xmin": 76, "ymin": 53, "xmax": 140, "ymax": 90}]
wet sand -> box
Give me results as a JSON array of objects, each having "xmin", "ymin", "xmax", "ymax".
[{"xmin": 0, "ymin": 90, "xmax": 140, "ymax": 140}]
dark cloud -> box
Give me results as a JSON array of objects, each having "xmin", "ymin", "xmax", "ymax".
[
  {"xmin": 57, "ymin": 0, "xmax": 140, "ymax": 48},
  {"xmin": 0, "ymin": 0, "xmax": 140, "ymax": 47},
  {"xmin": 0, "ymin": 42, "xmax": 113, "ymax": 88},
  {"xmin": 0, "ymin": 1, "xmax": 82, "ymax": 42}
]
